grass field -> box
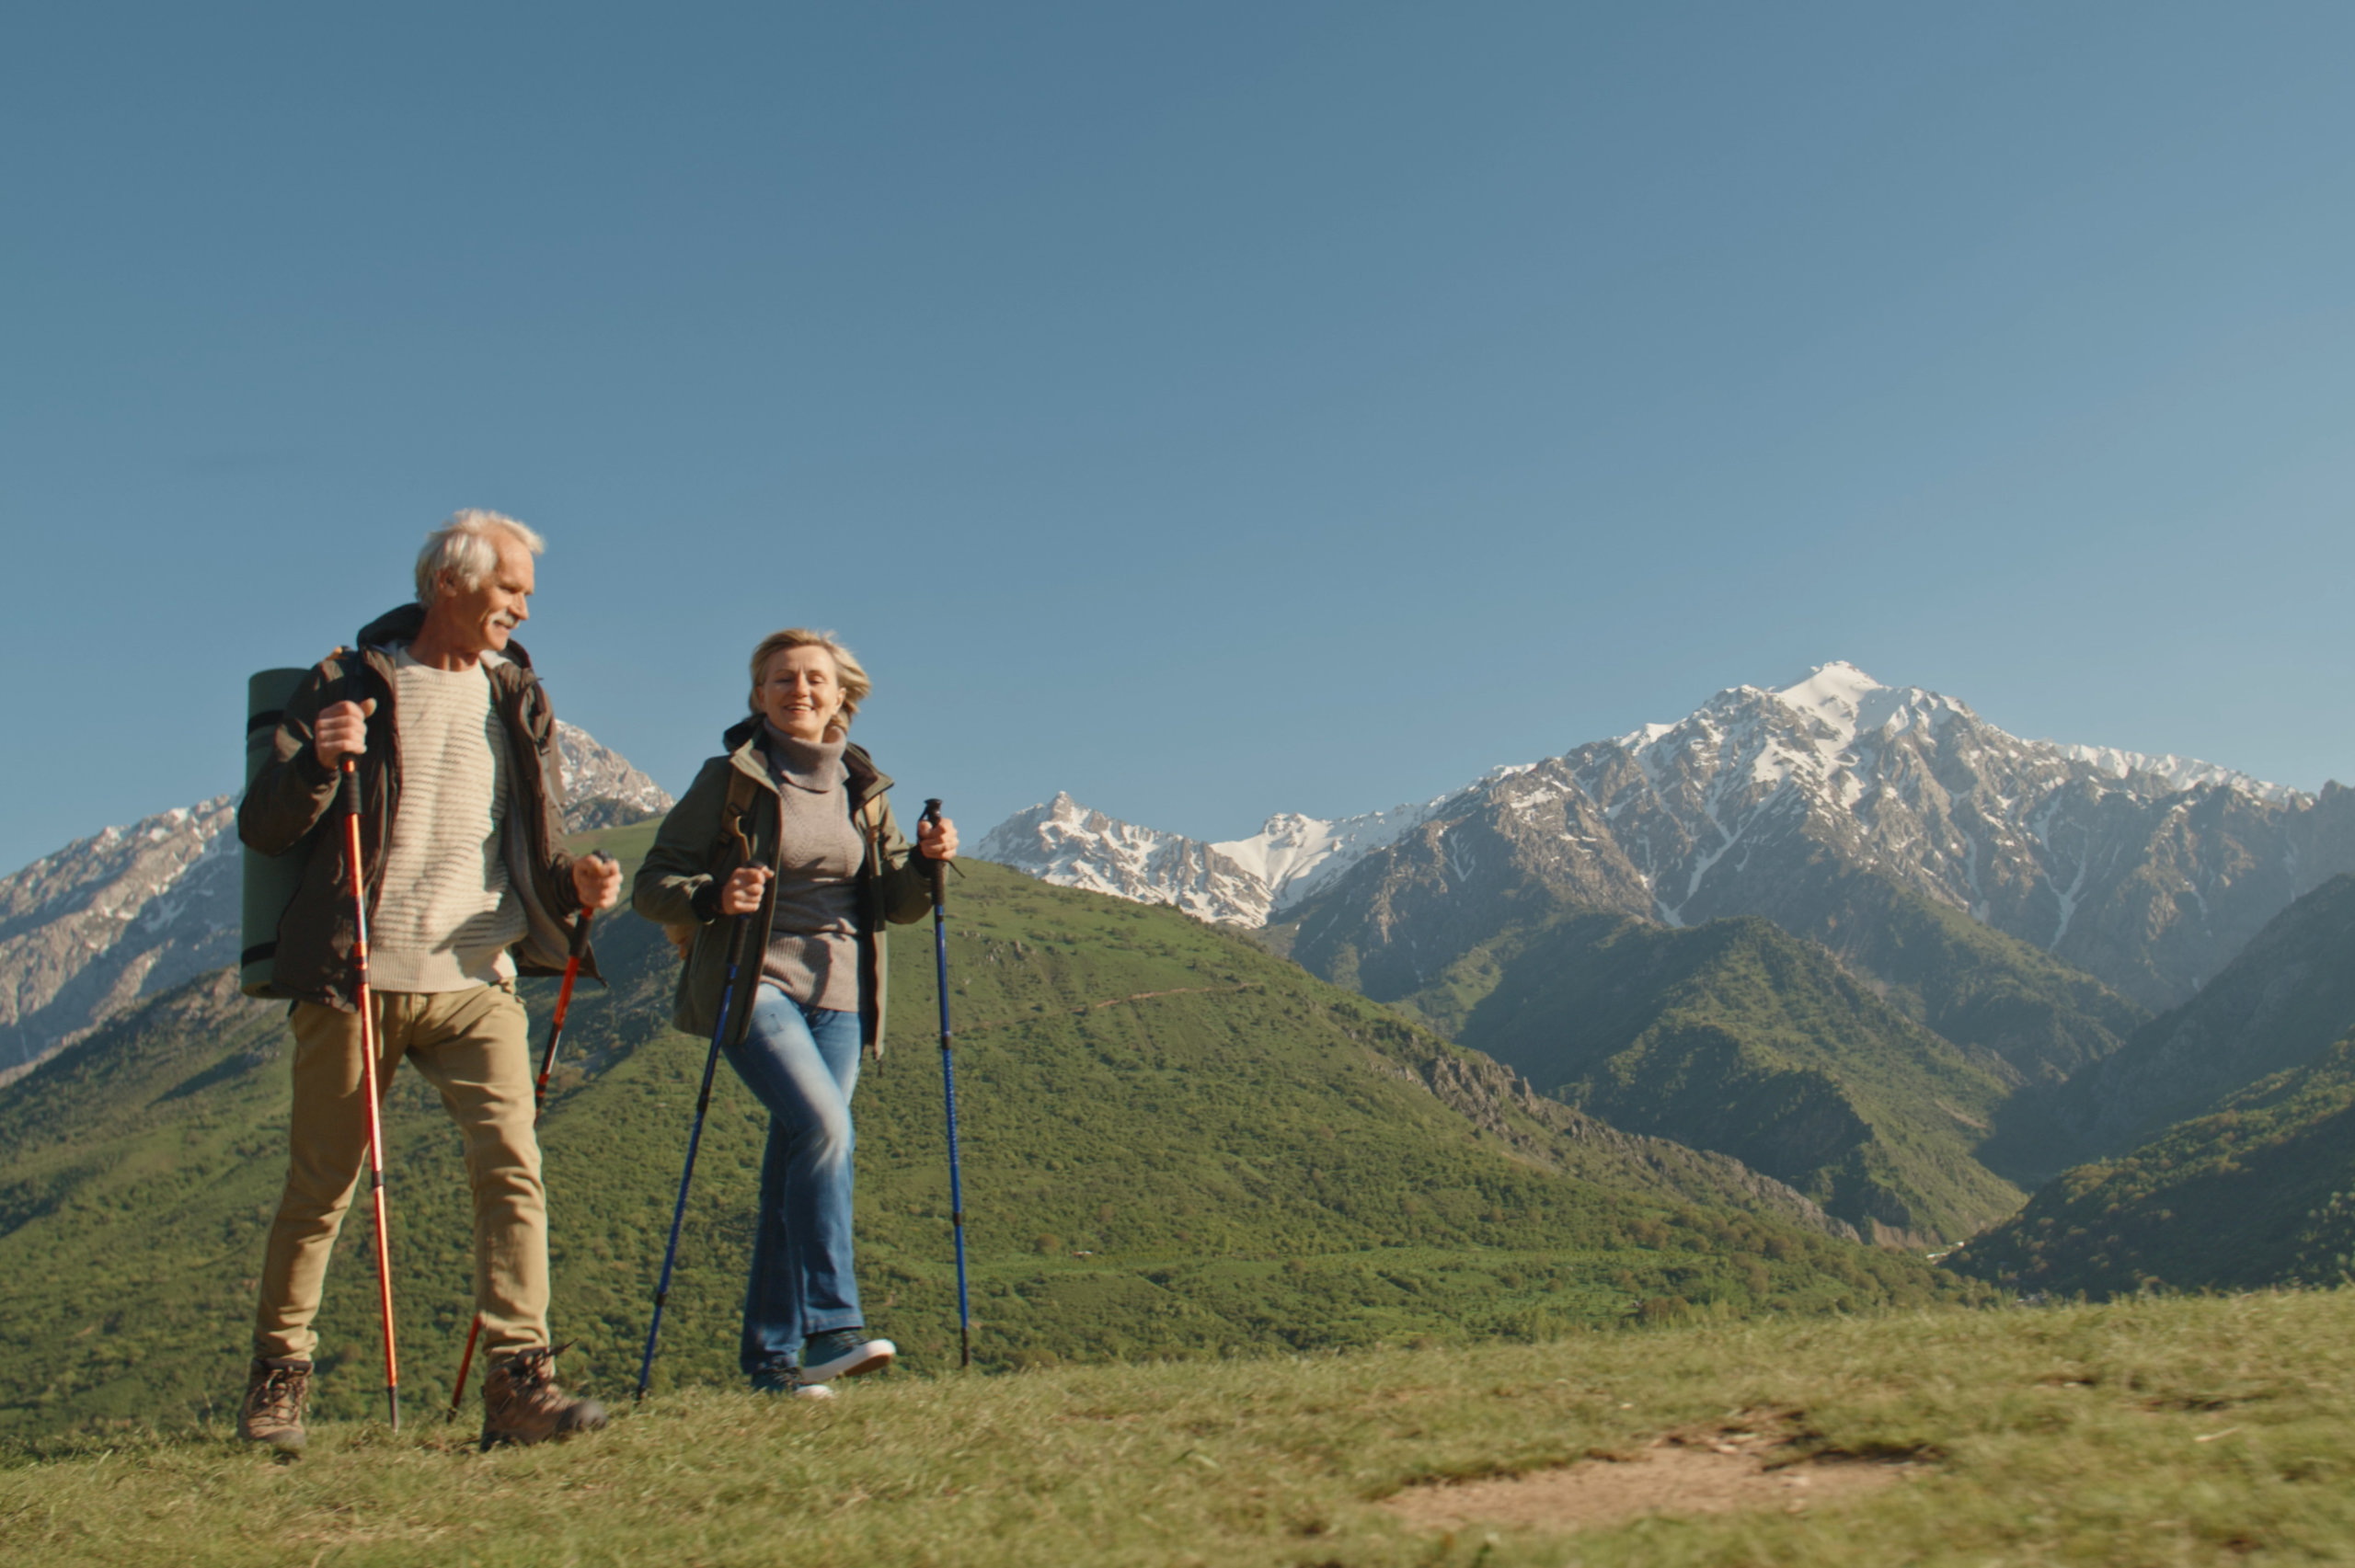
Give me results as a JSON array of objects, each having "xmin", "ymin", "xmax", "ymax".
[{"xmin": 6, "ymin": 1288, "xmax": 2351, "ymax": 1566}]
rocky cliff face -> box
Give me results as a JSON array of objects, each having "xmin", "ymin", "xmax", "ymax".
[
  {"xmin": 554, "ymin": 721, "xmax": 672, "ymax": 830},
  {"xmin": 0, "ymin": 723, "xmax": 672, "ymax": 1081},
  {"xmin": 0, "ymin": 799, "xmax": 240, "ymax": 1083}
]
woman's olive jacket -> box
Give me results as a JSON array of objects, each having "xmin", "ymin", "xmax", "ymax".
[{"xmin": 632, "ymin": 716, "xmax": 933, "ymax": 1057}]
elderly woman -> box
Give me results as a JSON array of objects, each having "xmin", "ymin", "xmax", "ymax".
[{"xmin": 633, "ymin": 628, "xmax": 955, "ymax": 1396}]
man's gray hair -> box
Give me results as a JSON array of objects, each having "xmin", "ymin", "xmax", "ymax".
[{"xmin": 414, "ymin": 509, "xmax": 547, "ymax": 604}]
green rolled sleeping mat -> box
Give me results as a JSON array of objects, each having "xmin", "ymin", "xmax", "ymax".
[{"xmin": 240, "ymin": 668, "xmax": 310, "ymax": 998}]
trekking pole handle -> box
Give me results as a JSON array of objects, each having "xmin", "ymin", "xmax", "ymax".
[
  {"xmin": 569, "ymin": 853, "xmax": 614, "ymax": 956},
  {"xmin": 922, "ymin": 798, "xmax": 948, "ymax": 908},
  {"xmin": 339, "ymin": 757, "xmax": 367, "ymax": 915}
]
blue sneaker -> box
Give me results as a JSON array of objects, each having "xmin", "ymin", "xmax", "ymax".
[{"xmin": 800, "ymin": 1329, "xmax": 895, "ymax": 1384}]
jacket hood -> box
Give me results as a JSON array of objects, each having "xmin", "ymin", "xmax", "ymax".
[{"xmin": 353, "ymin": 602, "xmax": 536, "ymax": 671}]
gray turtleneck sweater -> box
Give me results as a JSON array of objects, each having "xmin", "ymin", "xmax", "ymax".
[{"xmin": 757, "ymin": 725, "xmax": 865, "ymax": 1013}]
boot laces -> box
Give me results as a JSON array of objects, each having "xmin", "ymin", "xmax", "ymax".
[
  {"xmin": 251, "ymin": 1364, "xmax": 306, "ymax": 1422},
  {"xmin": 499, "ymin": 1343, "xmax": 576, "ymax": 1401}
]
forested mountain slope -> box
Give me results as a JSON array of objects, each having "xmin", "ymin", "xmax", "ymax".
[
  {"xmin": 1951, "ymin": 1029, "xmax": 2355, "ymax": 1298},
  {"xmin": 2016, "ymin": 874, "xmax": 2355, "ymax": 1170},
  {"xmin": 1380, "ymin": 910, "xmax": 2028, "ymax": 1243},
  {"xmin": 1951, "ymin": 876, "xmax": 2355, "ymax": 1296}
]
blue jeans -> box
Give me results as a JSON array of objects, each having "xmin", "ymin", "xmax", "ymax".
[{"xmin": 721, "ymin": 987, "xmax": 866, "ymax": 1377}]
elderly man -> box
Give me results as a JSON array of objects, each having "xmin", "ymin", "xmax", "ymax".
[{"xmin": 236, "ymin": 509, "xmax": 623, "ymax": 1451}]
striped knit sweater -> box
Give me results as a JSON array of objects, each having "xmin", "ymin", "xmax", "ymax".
[{"xmin": 367, "ymin": 647, "xmax": 528, "ymax": 992}]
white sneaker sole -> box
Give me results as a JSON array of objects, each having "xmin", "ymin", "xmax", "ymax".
[{"xmin": 800, "ymin": 1337, "xmax": 895, "ymax": 1384}]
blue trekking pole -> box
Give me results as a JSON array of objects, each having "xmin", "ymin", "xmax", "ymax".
[
  {"xmin": 922, "ymin": 799, "xmax": 973, "ymax": 1368},
  {"xmin": 637, "ymin": 820, "xmax": 759, "ymax": 1402}
]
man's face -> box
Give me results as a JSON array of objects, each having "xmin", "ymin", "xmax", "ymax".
[{"xmin": 437, "ymin": 538, "xmax": 535, "ymax": 656}]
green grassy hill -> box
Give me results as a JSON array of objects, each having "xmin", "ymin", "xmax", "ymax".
[
  {"xmin": 1951, "ymin": 1028, "xmax": 2355, "ymax": 1298},
  {"xmin": 0, "ymin": 843, "xmax": 1976, "ymax": 1438},
  {"xmin": 9, "ymin": 1288, "xmax": 2355, "ymax": 1567},
  {"xmin": 1382, "ymin": 910, "xmax": 2027, "ymax": 1243}
]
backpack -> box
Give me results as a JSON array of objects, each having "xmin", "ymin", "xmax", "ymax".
[{"xmin": 239, "ymin": 666, "xmax": 319, "ymax": 998}]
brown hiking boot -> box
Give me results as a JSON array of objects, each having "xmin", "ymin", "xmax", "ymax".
[
  {"xmin": 479, "ymin": 1345, "xmax": 606, "ymax": 1449},
  {"xmin": 237, "ymin": 1356, "xmax": 311, "ymax": 1452}
]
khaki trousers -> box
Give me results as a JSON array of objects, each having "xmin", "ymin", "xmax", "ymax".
[{"xmin": 254, "ymin": 985, "xmax": 549, "ymax": 1363}]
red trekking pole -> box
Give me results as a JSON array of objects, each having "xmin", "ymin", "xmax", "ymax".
[
  {"xmin": 340, "ymin": 756, "xmax": 402, "ymax": 1430},
  {"xmin": 447, "ymin": 859, "xmax": 608, "ymax": 1419}
]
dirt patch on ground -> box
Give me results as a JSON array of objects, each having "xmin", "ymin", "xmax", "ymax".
[{"xmin": 1382, "ymin": 1414, "xmax": 1923, "ymax": 1535}]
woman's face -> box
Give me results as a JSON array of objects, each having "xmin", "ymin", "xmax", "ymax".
[{"xmin": 757, "ymin": 645, "xmax": 847, "ymax": 742}]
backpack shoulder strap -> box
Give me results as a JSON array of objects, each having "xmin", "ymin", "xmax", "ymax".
[
  {"xmin": 671, "ymin": 764, "xmax": 767, "ymax": 965},
  {"xmin": 723, "ymin": 765, "xmax": 762, "ymax": 852}
]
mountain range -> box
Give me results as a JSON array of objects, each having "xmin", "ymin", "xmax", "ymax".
[
  {"xmin": 981, "ymin": 663, "xmax": 2355, "ymax": 1013},
  {"xmin": 980, "ymin": 663, "xmax": 2355, "ymax": 1232},
  {"xmin": 0, "ymin": 722, "xmax": 670, "ymax": 1083}
]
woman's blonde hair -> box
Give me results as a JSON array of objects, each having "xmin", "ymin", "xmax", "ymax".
[{"xmin": 748, "ymin": 628, "xmax": 871, "ymax": 735}]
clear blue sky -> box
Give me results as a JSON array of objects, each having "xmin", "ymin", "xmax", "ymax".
[{"xmin": 6, "ymin": 3, "xmax": 2353, "ymax": 873}]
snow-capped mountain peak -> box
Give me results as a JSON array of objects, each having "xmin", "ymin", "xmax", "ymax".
[
  {"xmin": 1772, "ymin": 659, "xmax": 1890, "ymax": 734},
  {"xmin": 1210, "ymin": 796, "xmax": 1455, "ymax": 912},
  {"xmin": 976, "ymin": 794, "xmax": 1271, "ymax": 924},
  {"xmin": 976, "ymin": 787, "xmax": 1461, "ymax": 927},
  {"xmin": 1763, "ymin": 662, "xmax": 1970, "ymax": 750}
]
